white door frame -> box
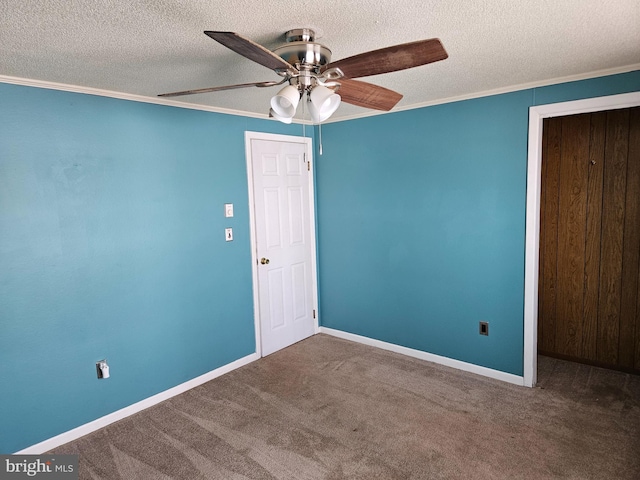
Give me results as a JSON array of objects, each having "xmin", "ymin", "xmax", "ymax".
[
  {"xmin": 523, "ymin": 91, "xmax": 640, "ymax": 387},
  {"xmin": 245, "ymin": 131, "xmax": 319, "ymax": 358}
]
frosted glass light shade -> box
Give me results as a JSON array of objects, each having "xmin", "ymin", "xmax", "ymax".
[
  {"xmin": 307, "ymin": 97, "xmax": 339, "ymax": 123},
  {"xmin": 310, "ymin": 85, "xmax": 341, "ymax": 122},
  {"xmin": 269, "ymin": 108, "xmax": 293, "ymax": 124},
  {"xmin": 307, "ymin": 99, "xmax": 321, "ymax": 123},
  {"xmin": 270, "ymin": 85, "xmax": 300, "ymax": 119}
]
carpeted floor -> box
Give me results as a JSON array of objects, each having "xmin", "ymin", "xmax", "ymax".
[{"xmin": 51, "ymin": 334, "xmax": 640, "ymax": 479}]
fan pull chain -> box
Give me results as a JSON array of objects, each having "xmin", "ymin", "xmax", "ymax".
[
  {"xmin": 301, "ymin": 97, "xmax": 306, "ymax": 138},
  {"xmin": 301, "ymin": 94, "xmax": 322, "ymax": 155}
]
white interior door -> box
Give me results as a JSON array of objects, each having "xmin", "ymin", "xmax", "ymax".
[{"xmin": 246, "ymin": 132, "xmax": 317, "ymax": 357}]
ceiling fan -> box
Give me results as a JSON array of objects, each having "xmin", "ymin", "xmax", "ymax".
[{"xmin": 159, "ymin": 29, "xmax": 448, "ymax": 123}]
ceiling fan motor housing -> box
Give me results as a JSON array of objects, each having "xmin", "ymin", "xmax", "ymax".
[{"xmin": 273, "ymin": 29, "xmax": 332, "ymax": 72}]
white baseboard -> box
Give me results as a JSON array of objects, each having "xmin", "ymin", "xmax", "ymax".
[
  {"xmin": 16, "ymin": 329, "xmax": 525, "ymax": 453},
  {"xmin": 16, "ymin": 352, "xmax": 260, "ymax": 454},
  {"xmin": 319, "ymin": 327, "xmax": 525, "ymax": 386}
]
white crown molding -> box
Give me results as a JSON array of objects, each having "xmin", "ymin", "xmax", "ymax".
[
  {"xmin": 323, "ymin": 63, "xmax": 640, "ymax": 123},
  {"xmin": 0, "ymin": 74, "xmax": 316, "ymax": 124},
  {"xmin": 3, "ymin": 64, "xmax": 638, "ymax": 126}
]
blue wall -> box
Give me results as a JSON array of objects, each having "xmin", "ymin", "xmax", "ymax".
[
  {"xmin": 0, "ymin": 83, "xmax": 305, "ymax": 453},
  {"xmin": 315, "ymin": 70, "xmax": 640, "ymax": 376},
  {"xmin": 1, "ymin": 70, "xmax": 639, "ymax": 453}
]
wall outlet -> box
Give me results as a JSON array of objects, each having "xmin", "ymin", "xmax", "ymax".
[
  {"xmin": 479, "ymin": 321, "xmax": 489, "ymax": 336},
  {"xmin": 96, "ymin": 359, "xmax": 110, "ymax": 379}
]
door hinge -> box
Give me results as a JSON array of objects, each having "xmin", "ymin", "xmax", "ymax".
[
  {"xmin": 307, "ymin": 160, "xmax": 310, "ymax": 171},
  {"xmin": 313, "ymin": 309, "xmax": 316, "ymax": 319}
]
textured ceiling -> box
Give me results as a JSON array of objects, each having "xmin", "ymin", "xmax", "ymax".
[{"xmin": 1, "ymin": 1, "xmax": 639, "ymax": 121}]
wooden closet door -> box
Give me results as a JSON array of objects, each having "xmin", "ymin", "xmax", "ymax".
[{"xmin": 538, "ymin": 107, "xmax": 640, "ymax": 373}]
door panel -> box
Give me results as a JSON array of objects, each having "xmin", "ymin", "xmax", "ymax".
[
  {"xmin": 538, "ymin": 107, "xmax": 640, "ymax": 373},
  {"xmin": 582, "ymin": 111, "xmax": 606, "ymax": 362},
  {"xmin": 268, "ymin": 268, "xmax": 286, "ymax": 329},
  {"xmin": 288, "ymin": 186, "xmax": 305, "ymax": 245},
  {"xmin": 291, "ymin": 262, "xmax": 308, "ymax": 320},
  {"xmin": 555, "ymin": 113, "xmax": 589, "ymax": 358},
  {"xmin": 597, "ymin": 109, "xmax": 629, "ymax": 365},
  {"xmin": 250, "ymin": 137, "xmax": 315, "ymax": 356},
  {"xmin": 264, "ymin": 188, "xmax": 282, "ymax": 248},
  {"xmin": 622, "ymin": 108, "xmax": 640, "ymax": 369},
  {"xmin": 538, "ymin": 117, "xmax": 561, "ymax": 354}
]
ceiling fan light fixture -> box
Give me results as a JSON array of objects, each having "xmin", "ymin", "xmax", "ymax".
[
  {"xmin": 307, "ymin": 98, "xmax": 320, "ymax": 124},
  {"xmin": 269, "ymin": 108, "xmax": 293, "ymax": 124},
  {"xmin": 270, "ymin": 85, "xmax": 300, "ymax": 119},
  {"xmin": 307, "ymin": 94, "xmax": 335, "ymax": 124},
  {"xmin": 310, "ymin": 85, "xmax": 341, "ymax": 122}
]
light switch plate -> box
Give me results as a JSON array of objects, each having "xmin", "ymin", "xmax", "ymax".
[
  {"xmin": 225, "ymin": 228, "xmax": 233, "ymax": 241},
  {"xmin": 224, "ymin": 203, "xmax": 234, "ymax": 218}
]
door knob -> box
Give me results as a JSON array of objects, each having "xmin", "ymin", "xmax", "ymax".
[{"xmin": 260, "ymin": 258, "xmax": 270, "ymax": 265}]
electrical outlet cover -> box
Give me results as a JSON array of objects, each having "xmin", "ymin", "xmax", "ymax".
[
  {"xmin": 224, "ymin": 203, "xmax": 234, "ymax": 217},
  {"xmin": 479, "ymin": 321, "xmax": 489, "ymax": 336}
]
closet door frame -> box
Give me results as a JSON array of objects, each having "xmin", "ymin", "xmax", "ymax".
[{"xmin": 524, "ymin": 91, "xmax": 640, "ymax": 387}]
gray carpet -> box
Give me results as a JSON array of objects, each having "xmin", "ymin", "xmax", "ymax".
[{"xmin": 51, "ymin": 334, "xmax": 640, "ymax": 479}]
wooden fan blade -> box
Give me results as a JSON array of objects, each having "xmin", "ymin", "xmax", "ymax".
[
  {"xmin": 334, "ymin": 78, "xmax": 403, "ymax": 111},
  {"xmin": 322, "ymin": 38, "xmax": 447, "ymax": 79},
  {"xmin": 159, "ymin": 80, "xmax": 283, "ymax": 97},
  {"xmin": 204, "ymin": 31, "xmax": 295, "ymax": 72}
]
